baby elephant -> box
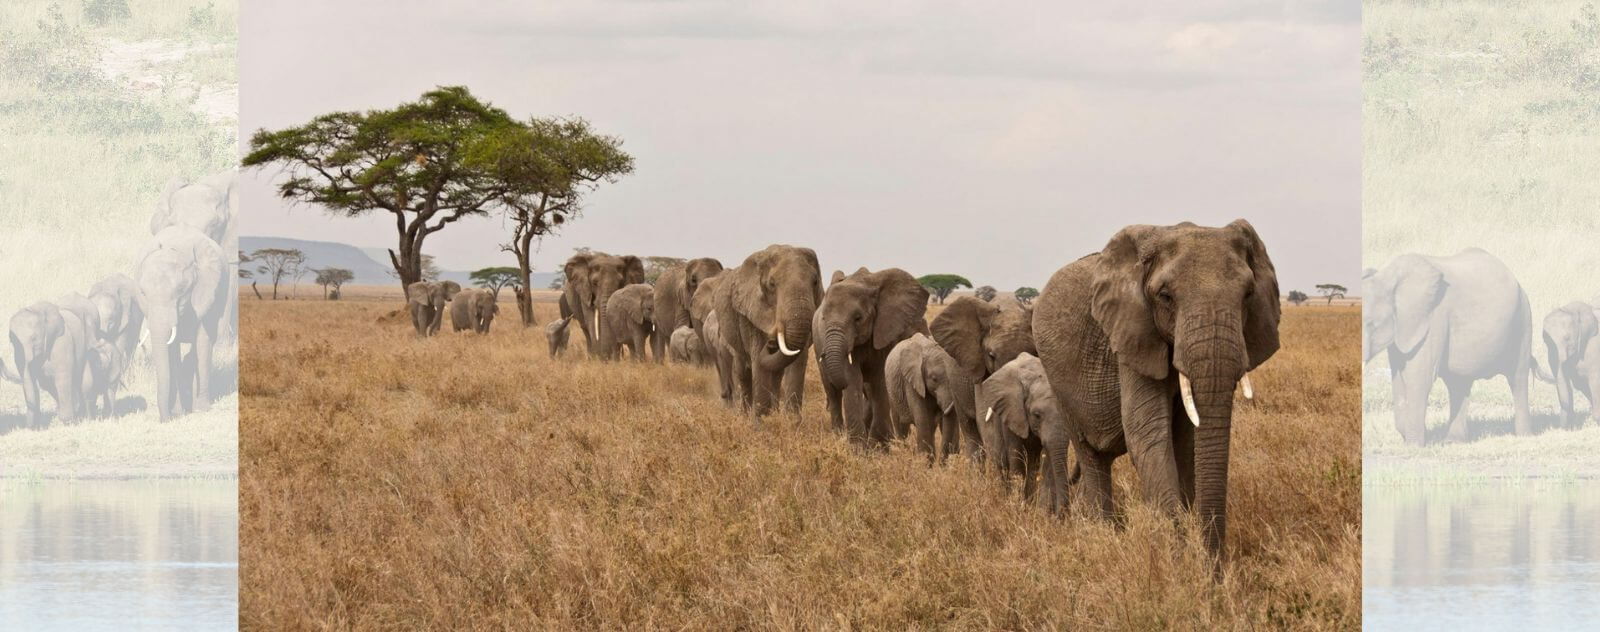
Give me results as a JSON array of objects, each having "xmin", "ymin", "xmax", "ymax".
[
  {"xmin": 450, "ymin": 288, "xmax": 498, "ymax": 334},
  {"xmin": 604, "ymin": 283, "xmax": 655, "ymax": 362},
  {"xmin": 978, "ymin": 352, "xmax": 1075, "ymax": 516},
  {"xmin": 83, "ymin": 340, "xmax": 128, "ymax": 418},
  {"xmin": 546, "ymin": 317, "xmax": 572, "ymax": 358},
  {"xmin": 885, "ymin": 333, "xmax": 969, "ymax": 464},
  {"xmin": 668, "ymin": 325, "xmax": 703, "ymax": 364},
  {"xmin": 1542, "ymin": 301, "xmax": 1600, "ymax": 428}
]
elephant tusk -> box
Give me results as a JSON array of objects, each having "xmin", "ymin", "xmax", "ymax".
[
  {"xmin": 847, "ymin": 351, "xmax": 853, "ymax": 365},
  {"xmin": 1240, "ymin": 374, "xmax": 1254, "ymax": 400},
  {"xmin": 1179, "ymin": 373, "xmax": 1201, "ymax": 427},
  {"xmin": 942, "ymin": 402, "xmax": 954, "ymax": 415},
  {"xmin": 593, "ymin": 312, "xmax": 600, "ymax": 336},
  {"xmin": 984, "ymin": 406, "xmax": 993, "ymax": 423},
  {"xmin": 165, "ymin": 326, "xmax": 176, "ymax": 345},
  {"xmin": 777, "ymin": 332, "xmax": 801, "ymax": 356}
]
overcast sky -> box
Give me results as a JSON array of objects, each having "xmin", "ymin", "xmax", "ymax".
[{"xmin": 240, "ymin": 0, "xmax": 1359, "ymax": 291}]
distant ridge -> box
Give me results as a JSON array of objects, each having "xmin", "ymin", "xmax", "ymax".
[{"xmin": 240, "ymin": 236, "xmax": 558, "ymax": 288}]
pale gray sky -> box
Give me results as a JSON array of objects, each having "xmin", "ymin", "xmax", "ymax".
[{"xmin": 240, "ymin": 0, "xmax": 1358, "ymax": 291}]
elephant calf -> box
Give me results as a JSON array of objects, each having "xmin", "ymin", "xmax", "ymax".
[
  {"xmin": 604, "ymin": 283, "xmax": 656, "ymax": 362},
  {"xmin": 83, "ymin": 340, "xmax": 128, "ymax": 418},
  {"xmin": 885, "ymin": 333, "xmax": 970, "ymax": 464},
  {"xmin": 546, "ymin": 317, "xmax": 572, "ymax": 358},
  {"xmin": 977, "ymin": 353, "xmax": 1074, "ymax": 516},
  {"xmin": 669, "ymin": 326, "xmax": 703, "ymax": 364},
  {"xmin": 1542, "ymin": 301, "xmax": 1600, "ymax": 428}
]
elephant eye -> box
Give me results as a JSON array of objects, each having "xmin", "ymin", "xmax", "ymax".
[{"xmin": 1157, "ymin": 287, "xmax": 1173, "ymax": 302}]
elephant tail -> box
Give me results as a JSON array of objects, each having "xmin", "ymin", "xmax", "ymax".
[{"xmin": 1532, "ymin": 355, "xmax": 1555, "ymax": 383}]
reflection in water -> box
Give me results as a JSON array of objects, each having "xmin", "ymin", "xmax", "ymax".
[
  {"xmin": 0, "ymin": 481, "xmax": 237, "ymax": 630},
  {"xmin": 1365, "ymin": 485, "xmax": 1600, "ymax": 629}
]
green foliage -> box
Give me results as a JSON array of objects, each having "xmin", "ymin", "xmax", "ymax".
[
  {"xmin": 252, "ymin": 248, "xmax": 305, "ymax": 300},
  {"xmin": 188, "ymin": 1, "xmax": 216, "ymax": 29},
  {"xmin": 1013, "ymin": 286, "xmax": 1039, "ymax": 303},
  {"xmin": 83, "ymin": 0, "xmax": 132, "ymax": 26},
  {"xmin": 1287, "ymin": 290, "xmax": 1309, "ymax": 305},
  {"xmin": 471, "ymin": 266, "xmax": 521, "ymax": 297},
  {"xmin": 917, "ymin": 274, "xmax": 972, "ymax": 304},
  {"xmin": 314, "ymin": 268, "xmax": 355, "ymax": 299},
  {"xmin": 643, "ymin": 256, "xmax": 685, "ymax": 285},
  {"xmin": 974, "ymin": 285, "xmax": 997, "ymax": 302}
]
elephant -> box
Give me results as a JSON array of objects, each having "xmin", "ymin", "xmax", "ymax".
[
  {"xmin": 701, "ymin": 310, "xmax": 736, "ymax": 407},
  {"xmin": 1541, "ymin": 302, "xmax": 1600, "ymax": 429},
  {"xmin": 406, "ymin": 280, "xmax": 462, "ymax": 337},
  {"xmin": 89, "ymin": 273, "xmax": 145, "ymax": 361},
  {"xmin": 5, "ymin": 301, "xmax": 89, "ymax": 427},
  {"xmin": 545, "ymin": 317, "xmax": 572, "ymax": 358},
  {"xmin": 604, "ymin": 283, "xmax": 656, "ymax": 362},
  {"xmin": 1032, "ymin": 220, "xmax": 1281, "ymax": 568},
  {"xmin": 83, "ymin": 340, "xmax": 128, "ymax": 418},
  {"xmin": 812, "ymin": 266, "xmax": 930, "ymax": 446},
  {"xmin": 930, "ymin": 294, "xmax": 1036, "ymax": 465},
  {"xmin": 562, "ymin": 252, "xmax": 645, "ymax": 358},
  {"xmin": 885, "ymin": 332, "xmax": 973, "ymax": 464},
  {"xmin": 449, "ymin": 288, "xmax": 498, "ymax": 334},
  {"xmin": 977, "ymin": 352, "xmax": 1074, "ymax": 515},
  {"xmin": 669, "ymin": 325, "xmax": 703, "ymax": 364},
  {"xmin": 151, "ymin": 171, "xmax": 238, "ymax": 341},
  {"xmin": 713, "ymin": 245, "xmax": 822, "ymax": 420},
  {"xmin": 1363, "ymin": 248, "xmax": 1544, "ymax": 445},
  {"xmin": 135, "ymin": 225, "xmax": 228, "ymax": 421},
  {"xmin": 651, "ymin": 258, "xmax": 725, "ymax": 364}
]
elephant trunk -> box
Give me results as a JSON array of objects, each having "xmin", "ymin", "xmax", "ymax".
[
  {"xmin": 1176, "ymin": 311, "xmax": 1245, "ymax": 570},
  {"xmin": 775, "ymin": 298, "xmax": 813, "ymax": 357},
  {"xmin": 822, "ymin": 328, "xmax": 852, "ymax": 391},
  {"xmin": 1549, "ymin": 338, "xmax": 1573, "ymax": 422},
  {"xmin": 1047, "ymin": 437, "xmax": 1070, "ymax": 517}
]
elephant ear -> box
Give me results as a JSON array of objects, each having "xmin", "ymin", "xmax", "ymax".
[
  {"xmin": 830, "ymin": 270, "xmax": 846, "ymax": 287},
  {"xmin": 1390, "ymin": 256, "xmax": 1446, "ymax": 354},
  {"xmin": 931, "ymin": 296, "xmax": 998, "ymax": 377},
  {"xmin": 1229, "ymin": 219, "xmax": 1282, "ymax": 370},
  {"xmin": 185, "ymin": 236, "xmax": 224, "ymax": 317},
  {"xmin": 631, "ymin": 290, "xmax": 650, "ymax": 326},
  {"xmin": 1006, "ymin": 373, "xmax": 1031, "ymax": 439},
  {"xmin": 150, "ymin": 177, "xmax": 185, "ymax": 234},
  {"xmin": 1575, "ymin": 303, "xmax": 1599, "ymax": 342},
  {"xmin": 622, "ymin": 256, "xmax": 646, "ymax": 285},
  {"xmin": 905, "ymin": 342, "xmax": 928, "ymax": 399},
  {"xmin": 559, "ymin": 293, "xmax": 573, "ymax": 319},
  {"xmin": 1090, "ymin": 225, "xmax": 1169, "ymax": 380},
  {"xmin": 442, "ymin": 281, "xmax": 462, "ymax": 301},
  {"xmin": 872, "ymin": 269, "xmax": 930, "ymax": 349},
  {"xmin": 732, "ymin": 260, "xmax": 775, "ymax": 334}
]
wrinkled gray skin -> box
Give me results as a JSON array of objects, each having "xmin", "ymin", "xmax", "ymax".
[
  {"xmin": 136, "ymin": 225, "xmax": 228, "ymax": 421},
  {"xmin": 813, "ymin": 267, "xmax": 929, "ymax": 447},
  {"xmin": 89, "ymin": 273, "xmax": 145, "ymax": 362},
  {"xmin": 563, "ymin": 252, "xmax": 645, "ymax": 359},
  {"xmin": 1363, "ymin": 248, "xmax": 1544, "ymax": 445},
  {"xmin": 83, "ymin": 340, "xmax": 128, "ymax": 418},
  {"xmin": 449, "ymin": 288, "xmax": 499, "ymax": 334},
  {"xmin": 151, "ymin": 171, "xmax": 238, "ymax": 341},
  {"xmin": 977, "ymin": 353, "xmax": 1074, "ymax": 515},
  {"xmin": 885, "ymin": 333, "xmax": 972, "ymax": 464},
  {"xmin": 1033, "ymin": 220, "xmax": 1280, "ymax": 570},
  {"xmin": 604, "ymin": 284, "xmax": 656, "ymax": 362},
  {"xmin": 691, "ymin": 275, "xmax": 731, "ymax": 388},
  {"xmin": 714, "ymin": 245, "xmax": 822, "ymax": 421},
  {"xmin": 930, "ymin": 295, "xmax": 1036, "ymax": 467},
  {"xmin": 545, "ymin": 317, "xmax": 572, "ymax": 358},
  {"xmin": 669, "ymin": 326, "xmax": 704, "ymax": 364},
  {"xmin": 652, "ymin": 258, "xmax": 724, "ymax": 364},
  {"xmin": 1541, "ymin": 302, "xmax": 1600, "ymax": 428},
  {"xmin": 5, "ymin": 301, "xmax": 88, "ymax": 427},
  {"xmin": 406, "ymin": 281, "xmax": 462, "ymax": 337},
  {"xmin": 701, "ymin": 311, "xmax": 736, "ymax": 406}
]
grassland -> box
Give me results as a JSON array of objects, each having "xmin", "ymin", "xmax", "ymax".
[
  {"xmin": 239, "ymin": 297, "xmax": 1359, "ymax": 629},
  {"xmin": 0, "ymin": 0, "xmax": 238, "ymax": 478},
  {"xmin": 1364, "ymin": 0, "xmax": 1600, "ymax": 480}
]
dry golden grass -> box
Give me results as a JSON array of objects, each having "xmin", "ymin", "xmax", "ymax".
[{"xmin": 239, "ymin": 300, "xmax": 1359, "ymax": 630}]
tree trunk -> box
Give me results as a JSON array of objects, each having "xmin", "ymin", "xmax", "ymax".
[
  {"xmin": 251, "ymin": 281, "xmax": 262, "ymax": 300},
  {"xmin": 513, "ymin": 229, "xmax": 536, "ymax": 327}
]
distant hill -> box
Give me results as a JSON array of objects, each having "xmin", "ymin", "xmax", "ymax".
[{"xmin": 240, "ymin": 236, "xmax": 558, "ymax": 288}]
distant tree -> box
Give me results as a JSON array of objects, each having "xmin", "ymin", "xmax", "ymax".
[
  {"xmin": 471, "ymin": 266, "xmax": 522, "ymax": 299},
  {"xmin": 549, "ymin": 271, "xmax": 565, "ymax": 290},
  {"xmin": 239, "ymin": 250, "xmax": 263, "ymax": 300},
  {"xmin": 388, "ymin": 254, "xmax": 441, "ymax": 283},
  {"xmin": 974, "ymin": 285, "xmax": 997, "ymax": 302},
  {"xmin": 1287, "ymin": 290, "xmax": 1309, "ymax": 305},
  {"xmin": 1014, "ymin": 286, "xmax": 1039, "ymax": 305},
  {"xmin": 1316, "ymin": 283, "xmax": 1347, "ymax": 305},
  {"xmin": 644, "ymin": 256, "xmax": 686, "ymax": 285},
  {"xmin": 251, "ymin": 248, "xmax": 304, "ymax": 300},
  {"xmin": 918, "ymin": 274, "xmax": 973, "ymax": 304},
  {"xmin": 315, "ymin": 268, "xmax": 355, "ymax": 300}
]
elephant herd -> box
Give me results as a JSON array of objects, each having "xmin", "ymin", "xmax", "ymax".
[
  {"xmin": 534, "ymin": 220, "xmax": 1281, "ymax": 568},
  {"xmin": 5, "ymin": 171, "xmax": 236, "ymax": 427},
  {"xmin": 1363, "ymin": 247, "xmax": 1592, "ymax": 445}
]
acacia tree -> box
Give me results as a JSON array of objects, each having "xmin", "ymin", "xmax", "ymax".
[
  {"xmin": 918, "ymin": 274, "xmax": 972, "ymax": 304},
  {"xmin": 1014, "ymin": 286, "xmax": 1039, "ymax": 305},
  {"xmin": 644, "ymin": 256, "xmax": 686, "ymax": 285},
  {"xmin": 315, "ymin": 268, "xmax": 355, "ymax": 299},
  {"xmin": 471, "ymin": 266, "xmax": 521, "ymax": 299},
  {"xmin": 252, "ymin": 248, "xmax": 304, "ymax": 300},
  {"xmin": 239, "ymin": 250, "xmax": 263, "ymax": 300},
  {"xmin": 1316, "ymin": 283, "xmax": 1347, "ymax": 305},
  {"xmin": 974, "ymin": 285, "xmax": 997, "ymax": 302},
  {"xmin": 495, "ymin": 118, "xmax": 634, "ymax": 326},
  {"xmin": 1287, "ymin": 290, "xmax": 1309, "ymax": 305},
  {"xmin": 243, "ymin": 86, "xmax": 550, "ymax": 296}
]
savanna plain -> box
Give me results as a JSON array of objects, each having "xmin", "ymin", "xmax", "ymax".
[{"xmin": 240, "ymin": 289, "xmax": 1358, "ymax": 629}]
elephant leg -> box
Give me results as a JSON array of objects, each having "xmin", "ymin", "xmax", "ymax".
[
  {"xmin": 939, "ymin": 411, "xmax": 960, "ymax": 464},
  {"xmin": 1170, "ymin": 394, "xmax": 1196, "ymax": 510},
  {"xmin": 194, "ymin": 322, "xmax": 215, "ymax": 412},
  {"xmin": 1391, "ymin": 355, "xmax": 1434, "ymax": 446},
  {"xmin": 908, "ymin": 398, "xmax": 937, "ymax": 465},
  {"xmin": 1443, "ymin": 377, "xmax": 1472, "ymax": 442},
  {"xmin": 866, "ymin": 377, "xmax": 895, "ymax": 446},
  {"xmin": 154, "ymin": 342, "xmax": 175, "ymax": 420},
  {"xmin": 752, "ymin": 366, "xmax": 783, "ymax": 422},
  {"xmin": 823, "ymin": 379, "xmax": 845, "ymax": 432},
  {"xmin": 1584, "ymin": 372, "xmax": 1600, "ymax": 428},
  {"xmin": 1509, "ymin": 354, "xmax": 1534, "ymax": 437},
  {"xmin": 1075, "ymin": 442, "xmax": 1116, "ymax": 521},
  {"xmin": 781, "ymin": 353, "xmax": 807, "ymax": 415},
  {"xmin": 633, "ymin": 330, "xmax": 649, "ymax": 363},
  {"xmin": 174, "ymin": 343, "xmax": 193, "ymax": 416},
  {"xmin": 1118, "ymin": 367, "xmax": 1183, "ymax": 516},
  {"xmin": 1020, "ymin": 440, "xmax": 1041, "ymax": 504},
  {"xmin": 715, "ymin": 350, "xmax": 735, "ymax": 408}
]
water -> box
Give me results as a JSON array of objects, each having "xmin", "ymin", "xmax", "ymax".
[
  {"xmin": 1364, "ymin": 484, "xmax": 1600, "ymax": 630},
  {"xmin": 0, "ymin": 480, "xmax": 237, "ymax": 630}
]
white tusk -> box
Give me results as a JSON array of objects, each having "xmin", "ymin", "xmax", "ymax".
[
  {"xmin": 942, "ymin": 402, "xmax": 954, "ymax": 415},
  {"xmin": 777, "ymin": 332, "xmax": 800, "ymax": 356},
  {"xmin": 1178, "ymin": 373, "xmax": 1201, "ymax": 427},
  {"xmin": 593, "ymin": 312, "xmax": 600, "ymax": 335},
  {"xmin": 1240, "ymin": 374, "xmax": 1254, "ymax": 400},
  {"xmin": 847, "ymin": 351, "xmax": 853, "ymax": 364},
  {"xmin": 984, "ymin": 406, "xmax": 993, "ymax": 423},
  {"xmin": 165, "ymin": 326, "xmax": 176, "ymax": 345}
]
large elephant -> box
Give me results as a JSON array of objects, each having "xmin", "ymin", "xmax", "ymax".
[
  {"xmin": 545, "ymin": 317, "xmax": 572, "ymax": 358},
  {"xmin": 713, "ymin": 245, "xmax": 822, "ymax": 419},
  {"xmin": 651, "ymin": 257, "xmax": 724, "ymax": 364},
  {"xmin": 151, "ymin": 171, "xmax": 238, "ymax": 341},
  {"xmin": 449, "ymin": 288, "xmax": 498, "ymax": 334},
  {"xmin": 1541, "ymin": 302, "xmax": 1600, "ymax": 429},
  {"xmin": 812, "ymin": 267, "xmax": 929, "ymax": 446},
  {"xmin": 89, "ymin": 273, "xmax": 145, "ymax": 360},
  {"xmin": 5, "ymin": 302, "xmax": 88, "ymax": 427},
  {"xmin": 1363, "ymin": 248, "xmax": 1543, "ymax": 444},
  {"xmin": 1033, "ymin": 220, "xmax": 1280, "ymax": 568},
  {"xmin": 885, "ymin": 332, "xmax": 972, "ymax": 464},
  {"xmin": 406, "ymin": 280, "xmax": 462, "ymax": 337},
  {"xmin": 135, "ymin": 225, "xmax": 228, "ymax": 421},
  {"xmin": 669, "ymin": 326, "xmax": 703, "ymax": 364},
  {"xmin": 930, "ymin": 294, "xmax": 1036, "ymax": 464},
  {"xmin": 563, "ymin": 252, "xmax": 645, "ymax": 358},
  {"xmin": 977, "ymin": 352, "xmax": 1073, "ymax": 515},
  {"xmin": 604, "ymin": 283, "xmax": 656, "ymax": 362}
]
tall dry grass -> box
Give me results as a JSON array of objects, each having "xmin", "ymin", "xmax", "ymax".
[{"xmin": 240, "ymin": 299, "xmax": 1359, "ymax": 629}]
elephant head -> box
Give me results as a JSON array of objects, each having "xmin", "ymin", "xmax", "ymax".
[
  {"xmin": 896, "ymin": 333, "xmax": 962, "ymax": 416},
  {"xmin": 931, "ymin": 295, "xmax": 1036, "ymax": 380},
  {"xmin": 684, "ymin": 257, "xmax": 725, "ymax": 304},
  {"xmin": 89, "ymin": 273, "xmax": 143, "ymax": 354},
  {"xmin": 815, "ymin": 267, "xmax": 929, "ymax": 391},
  {"xmin": 612, "ymin": 283, "xmax": 655, "ymax": 330},
  {"xmin": 566, "ymin": 252, "xmax": 644, "ymax": 353},
  {"xmin": 474, "ymin": 291, "xmax": 499, "ymax": 332},
  {"xmin": 1089, "ymin": 219, "xmax": 1280, "ymax": 558},
  {"xmin": 135, "ymin": 225, "xmax": 228, "ymax": 420},
  {"xmin": 1362, "ymin": 256, "xmax": 1443, "ymax": 364},
  {"xmin": 1543, "ymin": 301, "xmax": 1599, "ymax": 422},
  {"xmin": 729, "ymin": 245, "xmax": 823, "ymax": 361},
  {"xmin": 978, "ymin": 353, "xmax": 1071, "ymax": 515},
  {"xmin": 151, "ymin": 174, "xmax": 234, "ymax": 244}
]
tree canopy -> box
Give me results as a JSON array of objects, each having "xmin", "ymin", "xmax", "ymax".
[
  {"xmin": 974, "ymin": 285, "xmax": 997, "ymax": 302},
  {"xmin": 1287, "ymin": 290, "xmax": 1309, "ymax": 305},
  {"xmin": 918, "ymin": 274, "xmax": 972, "ymax": 304},
  {"xmin": 644, "ymin": 256, "xmax": 686, "ymax": 285},
  {"xmin": 471, "ymin": 266, "xmax": 522, "ymax": 298},
  {"xmin": 314, "ymin": 268, "xmax": 355, "ymax": 299},
  {"xmin": 251, "ymin": 248, "xmax": 304, "ymax": 300},
  {"xmin": 1315, "ymin": 283, "xmax": 1347, "ymax": 304},
  {"xmin": 1014, "ymin": 286, "xmax": 1039, "ymax": 304}
]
